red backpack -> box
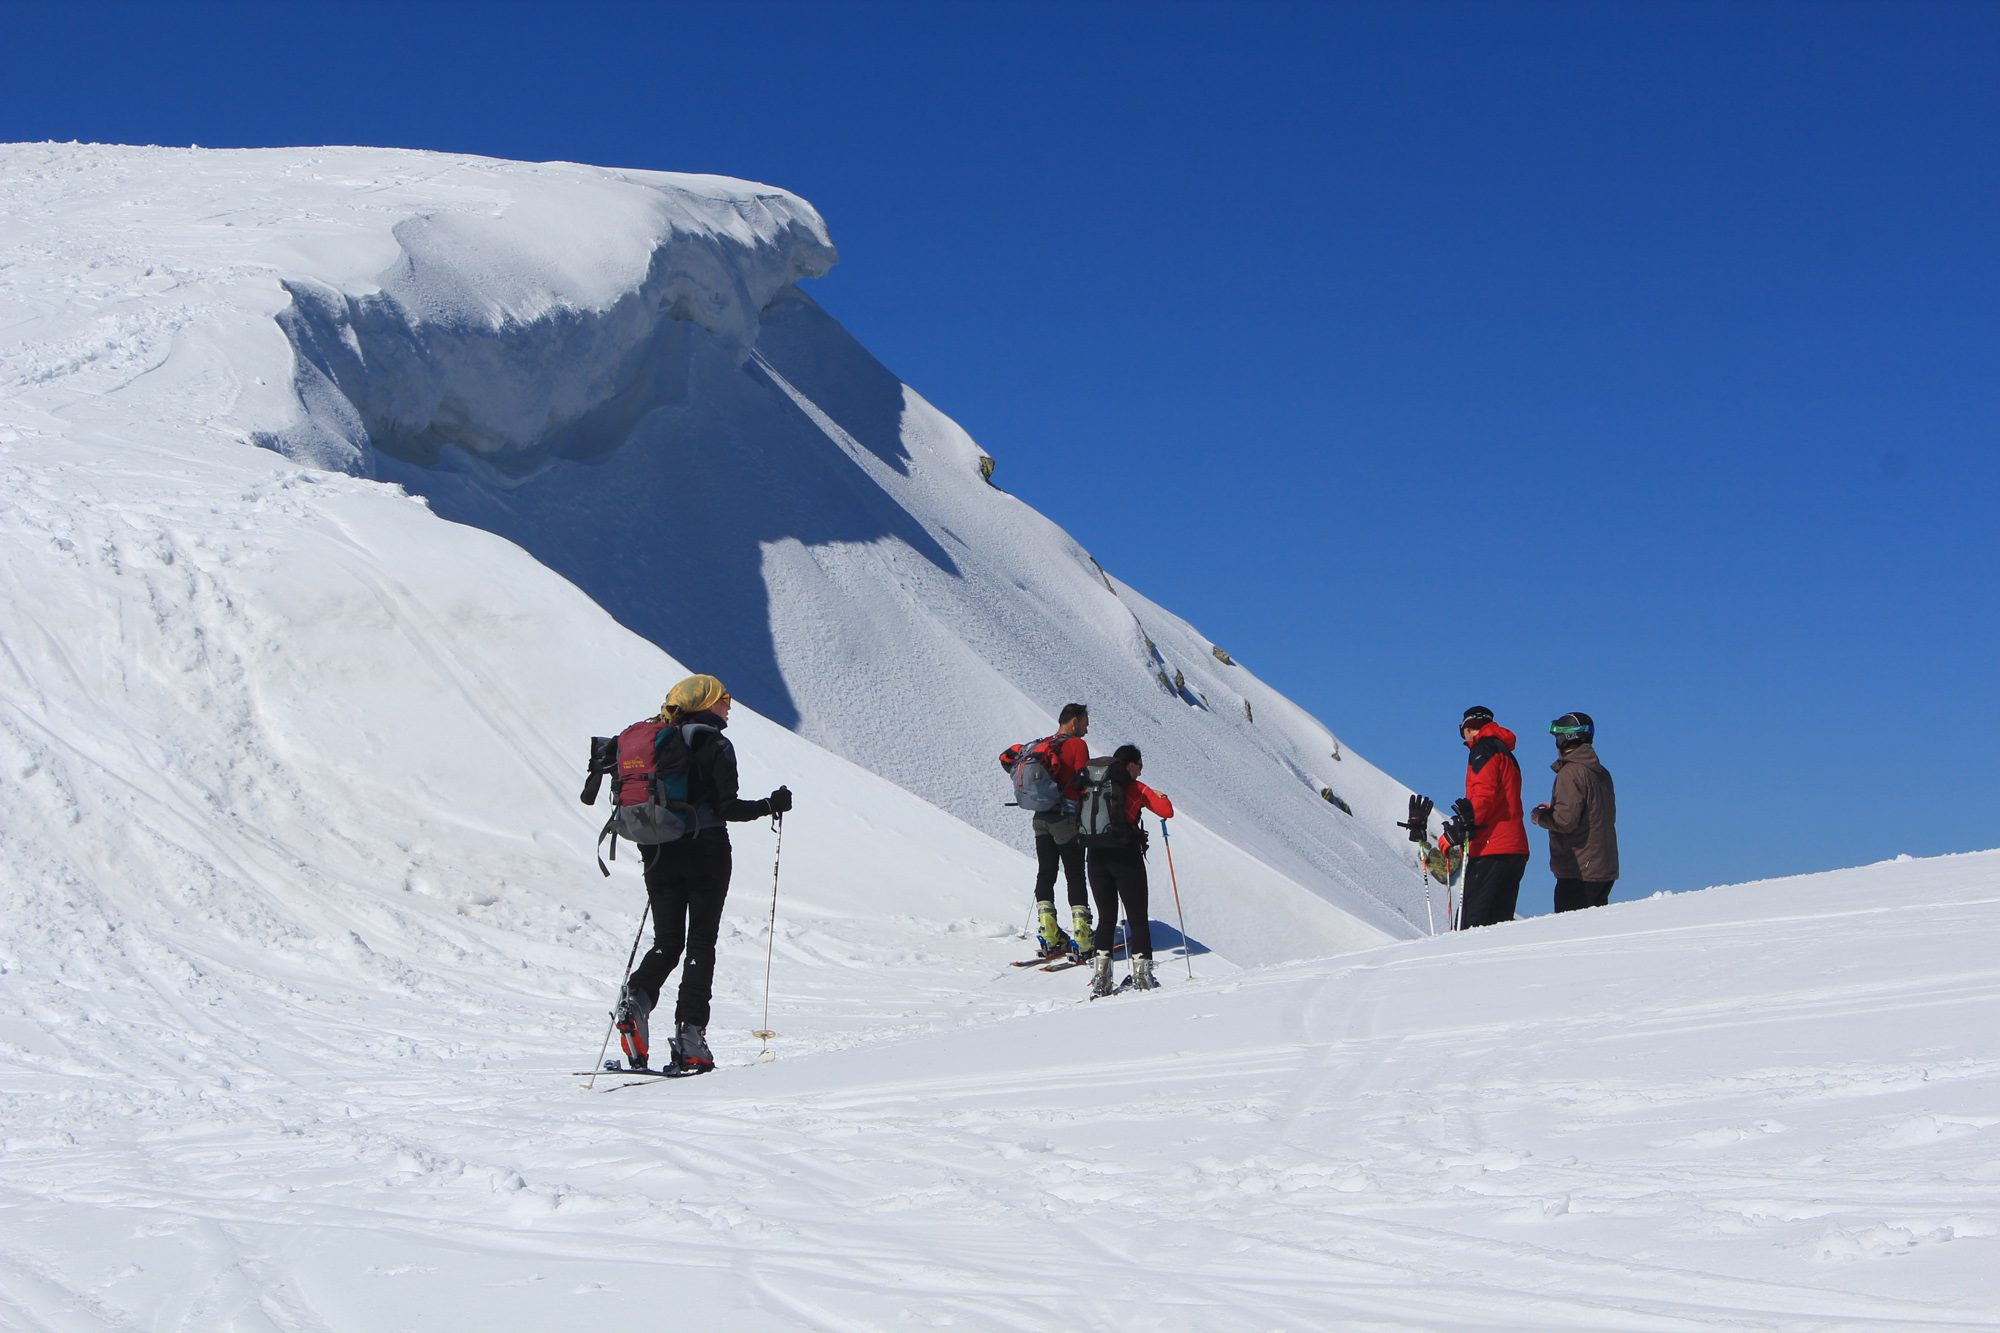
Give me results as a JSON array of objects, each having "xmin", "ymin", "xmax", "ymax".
[
  {"xmin": 581, "ymin": 719, "xmax": 713, "ymax": 873},
  {"xmin": 615, "ymin": 721, "xmax": 689, "ymax": 806}
]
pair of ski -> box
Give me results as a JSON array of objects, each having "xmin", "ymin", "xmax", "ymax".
[
  {"xmin": 1011, "ymin": 953, "xmax": 1088, "ymax": 974},
  {"xmin": 571, "ymin": 1061, "xmax": 714, "ymax": 1092},
  {"xmin": 1010, "ymin": 942, "xmax": 1126, "ymax": 974}
]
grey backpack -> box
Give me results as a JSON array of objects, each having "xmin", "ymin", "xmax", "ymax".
[
  {"xmin": 1000, "ymin": 734, "xmax": 1067, "ymax": 813},
  {"xmin": 1076, "ymin": 758, "xmax": 1141, "ymax": 849}
]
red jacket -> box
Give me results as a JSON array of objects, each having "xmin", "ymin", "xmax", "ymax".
[
  {"xmin": 1124, "ymin": 779, "xmax": 1173, "ymax": 825},
  {"xmin": 1462, "ymin": 722, "xmax": 1528, "ymax": 858},
  {"xmin": 1051, "ymin": 735, "xmax": 1091, "ymax": 802}
]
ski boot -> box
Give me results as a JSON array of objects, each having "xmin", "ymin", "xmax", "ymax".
[
  {"xmin": 1035, "ymin": 903, "xmax": 1073, "ymax": 959},
  {"xmin": 1069, "ymin": 906, "xmax": 1095, "ymax": 957},
  {"xmin": 670, "ymin": 1021, "xmax": 715, "ymax": 1074},
  {"xmin": 1129, "ymin": 958, "xmax": 1159, "ymax": 991},
  {"xmin": 1089, "ymin": 950, "xmax": 1116, "ymax": 998},
  {"xmin": 614, "ymin": 983, "xmax": 652, "ymax": 1069}
]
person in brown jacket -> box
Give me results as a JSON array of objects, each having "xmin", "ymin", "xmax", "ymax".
[{"xmin": 1529, "ymin": 711, "xmax": 1619, "ymax": 912}]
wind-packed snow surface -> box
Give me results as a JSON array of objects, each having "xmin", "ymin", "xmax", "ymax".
[
  {"xmin": 7, "ymin": 821, "xmax": 1999, "ymax": 1330},
  {"xmin": 4, "ymin": 144, "xmax": 1998, "ymax": 1328}
]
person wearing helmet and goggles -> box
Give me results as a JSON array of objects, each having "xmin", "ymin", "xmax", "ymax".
[{"xmin": 1530, "ymin": 712, "xmax": 1619, "ymax": 912}]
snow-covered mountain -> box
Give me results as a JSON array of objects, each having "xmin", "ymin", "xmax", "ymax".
[{"xmin": 0, "ymin": 142, "xmax": 1425, "ymax": 971}]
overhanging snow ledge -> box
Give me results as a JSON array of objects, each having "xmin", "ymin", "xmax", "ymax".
[{"xmin": 256, "ymin": 183, "xmax": 837, "ymax": 479}]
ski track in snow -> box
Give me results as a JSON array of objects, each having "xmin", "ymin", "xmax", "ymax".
[{"xmin": 6, "ymin": 859, "xmax": 1999, "ymax": 1329}]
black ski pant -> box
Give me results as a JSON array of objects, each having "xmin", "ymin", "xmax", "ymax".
[
  {"xmin": 1553, "ymin": 878, "xmax": 1615, "ymax": 912},
  {"xmin": 1087, "ymin": 847, "xmax": 1152, "ymax": 958},
  {"xmin": 1032, "ymin": 815, "xmax": 1090, "ymax": 913},
  {"xmin": 1460, "ymin": 853, "xmax": 1527, "ymax": 929},
  {"xmin": 632, "ymin": 833, "xmax": 732, "ymax": 1029}
]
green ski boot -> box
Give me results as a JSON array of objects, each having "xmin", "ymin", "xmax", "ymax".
[
  {"xmin": 1035, "ymin": 902, "xmax": 1072, "ymax": 958},
  {"xmin": 1070, "ymin": 906, "xmax": 1095, "ymax": 956}
]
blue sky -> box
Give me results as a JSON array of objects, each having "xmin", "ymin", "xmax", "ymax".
[{"xmin": 9, "ymin": 1, "xmax": 1996, "ymax": 912}]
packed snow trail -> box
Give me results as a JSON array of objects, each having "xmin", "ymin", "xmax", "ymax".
[{"xmin": 4, "ymin": 854, "xmax": 1995, "ymax": 1329}]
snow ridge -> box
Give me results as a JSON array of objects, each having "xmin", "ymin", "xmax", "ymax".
[{"xmin": 188, "ymin": 146, "xmax": 1431, "ymax": 956}]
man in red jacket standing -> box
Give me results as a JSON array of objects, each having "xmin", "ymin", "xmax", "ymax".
[
  {"xmin": 1445, "ymin": 705, "xmax": 1530, "ymax": 929},
  {"xmin": 1032, "ymin": 703, "xmax": 1095, "ymax": 956}
]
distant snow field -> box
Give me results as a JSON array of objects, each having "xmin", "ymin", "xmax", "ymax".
[{"xmin": 3, "ymin": 143, "xmax": 1997, "ymax": 1328}]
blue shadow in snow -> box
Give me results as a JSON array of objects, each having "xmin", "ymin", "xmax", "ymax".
[{"xmin": 369, "ymin": 289, "xmax": 959, "ymax": 731}]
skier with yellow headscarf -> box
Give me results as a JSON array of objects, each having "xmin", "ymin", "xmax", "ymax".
[{"xmin": 613, "ymin": 674, "xmax": 792, "ymax": 1072}]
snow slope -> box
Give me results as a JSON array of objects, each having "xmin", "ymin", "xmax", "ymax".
[
  {"xmin": 6, "ymin": 825, "xmax": 1997, "ymax": 1329},
  {"xmin": 0, "ymin": 141, "xmax": 1424, "ymax": 964}
]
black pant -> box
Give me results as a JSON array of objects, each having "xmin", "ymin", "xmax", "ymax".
[
  {"xmin": 1553, "ymin": 878, "xmax": 1615, "ymax": 912},
  {"xmin": 1088, "ymin": 848, "xmax": 1152, "ymax": 958},
  {"xmin": 1033, "ymin": 817, "xmax": 1089, "ymax": 910},
  {"xmin": 632, "ymin": 833, "xmax": 732, "ymax": 1028},
  {"xmin": 1460, "ymin": 853, "xmax": 1527, "ymax": 929}
]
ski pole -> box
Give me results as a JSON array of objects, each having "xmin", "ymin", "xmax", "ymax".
[
  {"xmin": 1159, "ymin": 820, "xmax": 1194, "ymax": 980},
  {"xmin": 587, "ymin": 901, "xmax": 652, "ymax": 1087},
  {"xmin": 753, "ymin": 812, "xmax": 784, "ymax": 1063},
  {"xmin": 1421, "ymin": 852, "xmax": 1436, "ymax": 935}
]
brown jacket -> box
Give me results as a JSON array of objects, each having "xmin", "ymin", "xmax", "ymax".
[{"xmin": 1534, "ymin": 743, "xmax": 1618, "ymax": 882}]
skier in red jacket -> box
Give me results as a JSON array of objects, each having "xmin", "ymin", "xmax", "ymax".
[
  {"xmin": 1445, "ymin": 706, "xmax": 1529, "ymax": 928},
  {"xmin": 1032, "ymin": 703, "xmax": 1094, "ymax": 955},
  {"xmin": 1085, "ymin": 744, "xmax": 1174, "ymax": 996}
]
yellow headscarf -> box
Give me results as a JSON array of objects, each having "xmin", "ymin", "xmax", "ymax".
[{"xmin": 662, "ymin": 674, "xmax": 729, "ymax": 720}]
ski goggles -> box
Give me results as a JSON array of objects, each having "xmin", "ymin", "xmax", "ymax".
[{"xmin": 1549, "ymin": 715, "xmax": 1592, "ymax": 738}]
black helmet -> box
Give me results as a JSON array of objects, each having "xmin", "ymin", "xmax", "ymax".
[{"xmin": 1550, "ymin": 712, "xmax": 1595, "ymax": 746}]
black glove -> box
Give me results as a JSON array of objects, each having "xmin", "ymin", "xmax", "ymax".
[
  {"xmin": 767, "ymin": 785, "xmax": 793, "ymax": 815},
  {"xmin": 1396, "ymin": 793, "xmax": 1433, "ymax": 843},
  {"xmin": 1442, "ymin": 797, "xmax": 1478, "ymax": 848}
]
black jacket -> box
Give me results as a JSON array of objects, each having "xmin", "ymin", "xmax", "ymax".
[{"xmin": 683, "ymin": 710, "xmax": 772, "ymax": 826}]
